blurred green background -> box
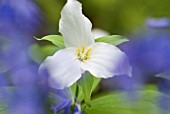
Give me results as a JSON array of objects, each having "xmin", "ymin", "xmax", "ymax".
[{"xmin": 35, "ymin": 0, "xmax": 170, "ymax": 35}]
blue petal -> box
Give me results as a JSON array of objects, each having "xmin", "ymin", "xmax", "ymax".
[
  {"xmin": 51, "ymin": 100, "xmax": 72, "ymax": 113},
  {"xmin": 146, "ymin": 18, "xmax": 170, "ymax": 29}
]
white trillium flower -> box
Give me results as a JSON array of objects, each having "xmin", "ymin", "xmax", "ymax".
[
  {"xmin": 40, "ymin": 0, "xmax": 132, "ymax": 89},
  {"xmin": 92, "ymin": 28, "xmax": 110, "ymax": 39}
]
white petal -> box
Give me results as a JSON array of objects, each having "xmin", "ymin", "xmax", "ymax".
[
  {"xmin": 92, "ymin": 28, "xmax": 110, "ymax": 39},
  {"xmin": 81, "ymin": 43, "xmax": 132, "ymax": 78},
  {"xmin": 39, "ymin": 48, "xmax": 81, "ymax": 89},
  {"xmin": 59, "ymin": 0, "xmax": 94, "ymax": 48}
]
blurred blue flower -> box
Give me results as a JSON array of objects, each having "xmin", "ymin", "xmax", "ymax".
[
  {"xmin": 51, "ymin": 100, "xmax": 72, "ymax": 114},
  {"xmin": 0, "ymin": 0, "xmax": 45, "ymax": 113},
  {"xmin": 116, "ymin": 18, "xmax": 170, "ymax": 103},
  {"xmin": 157, "ymin": 78, "xmax": 170, "ymax": 112},
  {"xmin": 0, "ymin": 0, "xmax": 43, "ymax": 72},
  {"xmin": 158, "ymin": 78, "xmax": 170, "ymax": 95},
  {"xmin": 50, "ymin": 87, "xmax": 83, "ymax": 114},
  {"xmin": 74, "ymin": 105, "xmax": 82, "ymax": 114},
  {"xmin": 50, "ymin": 88, "xmax": 73, "ymax": 114},
  {"xmin": 120, "ymin": 18, "xmax": 170, "ymax": 80},
  {"xmin": 0, "ymin": 0, "xmax": 43, "ymax": 35},
  {"xmin": 0, "ymin": 73, "xmax": 7, "ymax": 86},
  {"xmin": 102, "ymin": 18, "xmax": 170, "ymax": 91},
  {"xmin": 146, "ymin": 18, "xmax": 170, "ymax": 29}
]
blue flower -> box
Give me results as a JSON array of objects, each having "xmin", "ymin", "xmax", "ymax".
[
  {"xmin": 0, "ymin": 0, "xmax": 42, "ymax": 35},
  {"xmin": 0, "ymin": 0, "xmax": 45, "ymax": 113},
  {"xmin": 0, "ymin": 73, "xmax": 7, "ymax": 86},
  {"xmin": 74, "ymin": 105, "xmax": 82, "ymax": 114},
  {"xmin": 120, "ymin": 18, "xmax": 170, "ymax": 78},
  {"xmin": 51, "ymin": 100, "xmax": 72, "ymax": 114},
  {"xmin": 50, "ymin": 88, "xmax": 73, "ymax": 114},
  {"xmin": 146, "ymin": 18, "xmax": 170, "ymax": 29},
  {"xmin": 102, "ymin": 18, "xmax": 170, "ymax": 91}
]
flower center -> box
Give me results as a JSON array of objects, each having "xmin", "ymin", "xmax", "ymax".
[{"xmin": 77, "ymin": 45, "xmax": 92, "ymax": 62}]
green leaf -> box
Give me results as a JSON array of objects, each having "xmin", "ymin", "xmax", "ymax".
[
  {"xmin": 29, "ymin": 44, "xmax": 60, "ymax": 64},
  {"xmin": 95, "ymin": 35, "xmax": 128, "ymax": 46},
  {"xmin": 77, "ymin": 71, "xmax": 94, "ymax": 106},
  {"xmin": 92, "ymin": 77, "xmax": 101, "ymax": 92},
  {"xmin": 70, "ymin": 83, "xmax": 83, "ymax": 103},
  {"xmin": 84, "ymin": 90, "xmax": 170, "ymax": 114},
  {"xmin": 35, "ymin": 35, "xmax": 65, "ymax": 48},
  {"xmin": 71, "ymin": 77, "xmax": 101, "ymax": 103}
]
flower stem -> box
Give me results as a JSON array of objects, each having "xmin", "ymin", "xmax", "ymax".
[{"xmin": 74, "ymin": 84, "xmax": 79, "ymax": 103}]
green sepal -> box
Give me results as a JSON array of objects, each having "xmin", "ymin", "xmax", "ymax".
[
  {"xmin": 70, "ymin": 83, "xmax": 83, "ymax": 103},
  {"xmin": 35, "ymin": 35, "xmax": 65, "ymax": 48},
  {"xmin": 77, "ymin": 71, "xmax": 94, "ymax": 107},
  {"xmin": 95, "ymin": 35, "xmax": 128, "ymax": 46},
  {"xmin": 92, "ymin": 77, "xmax": 101, "ymax": 92},
  {"xmin": 29, "ymin": 44, "xmax": 60, "ymax": 64},
  {"xmin": 71, "ymin": 75, "xmax": 101, "ymax": 105}
]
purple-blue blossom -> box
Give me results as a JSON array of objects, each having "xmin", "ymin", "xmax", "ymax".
[
  {"xmin": 0, "ymin": 0, "xmax": 43, "ymax": 35},
  {"xmin": 50, "ymin": 88, "xmax": 73, "ymax": 114},
  {"xmin": 120, "ymin": 18, "xmax": 170, "ymax": 79},
  {"xmin": 101, "ymin": 18, "xmax": 170, "ymax": 91},
  {"xmin": 146, "ymin": 18, "xmax": 170, "ymax": 29},
  {"xmin": 0, "ymin": 0, "xmax": 45, "ymax": 113}
]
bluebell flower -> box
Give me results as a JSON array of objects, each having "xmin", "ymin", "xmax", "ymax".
[
  {"xmin": 0, "ymin": 0, "xmax": 43, "ymax": 35},
  {"xmin": 120, "ymin": 18, "xmax": 170, "ymax": 80},
  {"xmin": 102, "ymin": 18, "xmax": 170, "ymax": 91},
  {"xmin": 73, "ymin": 105, "xmax": 82, "ymax": 114},
  {"xmin": 0, "ymin": 73, "xmax": 7, "ymax": 86},
  {"xmin": 0, "ymin": 0, "xmax": 43, "ymax": 72},
  {"xmin": 157, "ymin": 78, "xmax": 170, "ymax": 112},
  {"xmin": 51, "ymin": 100, "xmax": 72, "ymax": 114},
  {"xmin": 146, "ymin": 18, "xmax": 170, "ymax": 29},
  {"xmin": 0, "ymin": 0, "xmax": 45, "ymax": 113},
  {"xmin": 158, "ymin": 78, "xmax": 170, "ymax": 95},
  {"xmin": 50, "ymin": 88, "xmax": 73, "ymax": 114}
]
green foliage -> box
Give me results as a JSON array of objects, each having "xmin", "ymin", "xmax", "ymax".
[
  {"xmin": 35, "ymin": 0, "xmax": 65, "ymax": 30},
  {"xmin": 29, "ymin": 44, "xmax": 60, "ymax": 64},
  {"xmin": 95, "ymin": 35, "xmax": 128, "ymax": 46},
  {"xmin": 83, "ymin": 90, "xmax": 170, "ymax": 114},
  {"xmin": 71, "ymin": 83, "xmax": 83, "ymax": 103},
  {"xmin": 77, "ymin": 72, "xmax": 94, "ymax": 106},
  {"xmin": 92, "ymin": 77, "xmax": 101, "ymax": 92},
  {"xmin": 80, "ymin": 0, "xmax": 170, "ymax": 34},
  {"xmin": 71, "ymin": 74, "xmax": 101, "ymax": 105},
  {"xmin": 30, "ymin": 35, "xmax": 64, "ymax": 63},
  {"xmin": 36, "ymin": 0, "xmax": 170, "ymax": 35},
  {"xmin": 0, "ymin": 96, "xmax": 7, "ymax": 114},
  {"xmin": 35, "ymin": 35, "xmax": 65, "ymax": 48}
]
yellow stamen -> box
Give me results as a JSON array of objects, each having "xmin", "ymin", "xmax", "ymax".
[
  {"xmin": 86, "ymin": 56, "xmax": 91, "ymax": 59},
  {"xmin": 86, "ymin": 48, "xmax": 92, "ymax": 54},
  {"xmin": 82, "ymin": 45, "xmax": 85, "ymax": 53},
  {"xmin": 83, "ymin": 60, "xmax": 86, "ymax": 62},
  {"xmin": 76, "ymin": 46, "xmax": 92, "ymax": 62},
  {"xmin": 77, "ymin": 48, "xmax": 80, "ymax": 54}
]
